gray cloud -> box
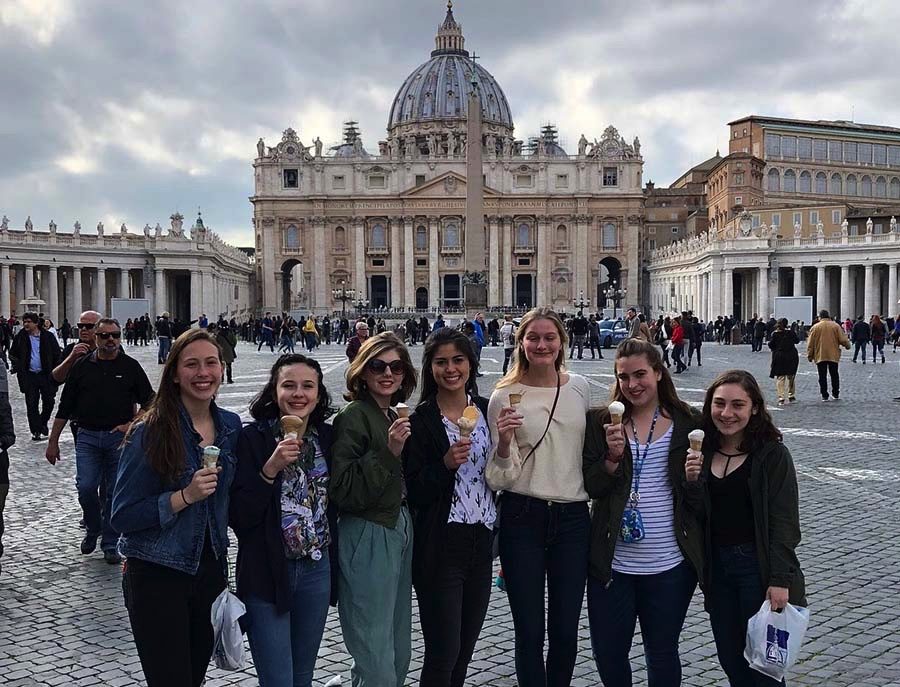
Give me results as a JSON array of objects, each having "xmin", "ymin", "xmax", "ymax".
[{"xmin": 1, "ymin": 0, "xmax": 897, "ymax": 245}]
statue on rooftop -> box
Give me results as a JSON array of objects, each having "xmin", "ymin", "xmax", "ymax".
[{"xmin": 257, "ymin": 138, "xmax": 265, "ymax": 158}]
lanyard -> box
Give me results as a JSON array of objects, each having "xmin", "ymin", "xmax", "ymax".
[{"xmin": 628, "ymin": 406, "xmax": 660, "ymax": 507}]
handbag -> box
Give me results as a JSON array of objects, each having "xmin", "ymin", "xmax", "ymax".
[{"xmin": 210, "ymin": 571, "xmax": 247, "ymax": 670}]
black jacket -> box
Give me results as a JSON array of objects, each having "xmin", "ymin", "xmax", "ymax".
[
  {"xmin": 9, "ymin": 329, "xmax": 61, "ymax": 391},
  {"xmin": 230, "ymin": 420, "xmax": 340, "ymax": 612},
  {"xmin": 403, "ymin": 394, "xmax": 491, "ymax": 589},
  {"xmin": 768, "ymin": 329, "xmax": 800, "ymax": 377},
  {"xmin": 852, "ymin": 320, "xmax": 871, "ymax": 342}
]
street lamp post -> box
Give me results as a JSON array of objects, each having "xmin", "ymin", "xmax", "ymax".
[
  {"xmin": 354, "ymin": 296, "xmax": 370, "ymax": 316},
  {"xmin": 572, "ymin": 289, "xmax": 590, "ymax": 316},
  {"xmin": 331, "ymin": 281, "xmax": 356, "ymax": 318},
  {"xmin": 604, "ymin": 279, "xmax": 627, "ymax": 319}
]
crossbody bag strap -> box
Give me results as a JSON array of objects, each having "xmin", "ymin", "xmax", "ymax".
[{"xmin": 521, "ymin": 371, "xmax": 562, "ymax": 467}]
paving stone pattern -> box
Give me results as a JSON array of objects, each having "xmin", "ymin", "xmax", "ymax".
[{"xmin": 1, "ymin": 338, "xmax": 899, "ymax": 686}]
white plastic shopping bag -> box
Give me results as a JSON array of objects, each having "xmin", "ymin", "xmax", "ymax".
[
  {"xmin": 744, "ymin": 600, "xmax": 810, "ymax": 681},
  {"xmin": 211, "ymin": 588, "xmax": 247, "ymax": 670}
]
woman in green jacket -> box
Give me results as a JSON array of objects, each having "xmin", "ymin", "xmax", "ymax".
[
  {"xmin": 700, "ymin": 370, "xmax": 805, "ymax": 686},
  {"xmin": 329, "ymin": 332, "xmax": 418, "ymax": 687}
]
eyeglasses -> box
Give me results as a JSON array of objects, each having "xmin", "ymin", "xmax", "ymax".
[
  {"xmin": 77, "ymin": 323, "xmax": 96, "ymax": 330},
  {"xmin": 367, "ymin": 359, "xmax": 405, "ymax": 375},
  {"xmin": 96, "ymin": 331, "xmax": 122, "ymax": 340}
]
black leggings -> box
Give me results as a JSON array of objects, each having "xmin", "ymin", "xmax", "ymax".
[{"xmin": 123, "ymin": 541, "xmax": 226, "ymax": 687}]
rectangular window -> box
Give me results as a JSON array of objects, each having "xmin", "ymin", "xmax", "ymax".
[
  {"xmin": 648, "ymin": 239, "xmax": 656, "ymax": 250},
  {"xmin": 283, "ymin": 169, "xmax": 299, "ymax": 188},
  {"xmin": 810, "ymin": 210, "xmax": 819, "ymax": 225},
  {"xmin": 874, "ymin": 223, "xmax": 884, "ymax": 234},
  {"xmin": 858, "ymin": 142, "xmax": 872, "ymax": 164},
  {"xmin": 368, "ymin": 175, "xmax": 386, "ymax": 188},
  {"xmin": 829, "ymin": 140, "xmax": 842, "ymax": 161},
  {"xmin": 843, "ymin": 141, "xmax": 858, "ymax": 163},
  {"xmin": 735, "ymin": 173, "xmax": 744, "ymax": 185},
  {"xmin": 752, "ymin": 214, "xmax": 761, "ymax": 228},
  {"xmin": 890, "ymin": 146, "xmax": 900, "ymax": 166},
  {"xmin": 771, "ymin": 214, "xmax": 781, "ymax": 227},
  {"xmin": 671, "ymin": 226, "xmax": 679, "ymax": 234},
  {"xmin": 814, "ymin": 139, "xmax": 827, "ymax": 161},
  {"xmin": 515, "ymin": 174, "xmax": 533, "ymax": 187},
  {"xmin": 873, "ymin": 144, "xmax": 887, "ymax": 166},
  {"xmin": 332, "ymin": 175, "xmax": 345, "ymax": 189},
  {"xmin": 233, "ymin": 285, "xmax": 239, "ymax": 300},
  {"xmin": 734, "ymin": 196, "xmax": 743, "ymax": 205},
  {"xmin": 793, "ymin": 212, "xmax": 802, "ymax": 227},
  {"xmin": 765, "ymin": 133, "xmax": 781, "ymax": 157},
  {"xmin": 832, "ymin": 210, "xmax": 841, "ymax": 224},
  {"xmin": 849, "ymin": 224, "xmax": 859, "ymax": 237},
  {"xmin": 781, "ymin": 136, "xmax": 797, "ymax": 158},
  {"xmin": 517, "ymin": 257, "xmax": 531, "ymax": 266},
  {"xmin": 372, "ymin": 258, "xmax": 385, "ymax": 267},
  {"xmin": 648, "ymin": 226, "xmax": 656, "ymax": 235},
  {"xmin": 603, "ymin": 167, "xmax": 618, "ymax": 186},
  {"xmin": 555, "ymin": 174, "xmax": 569, "ymax": 188},
  {"xmin": 415, "ymin": 174, "xmax": 426, "ymax": 186},
  {"xmin": 416, "ymin": 258, "xmax": 427, "ymax": 267},
  {"xmin": 798, "ymin": 138, "xmax": 812, "ymax": 159}
]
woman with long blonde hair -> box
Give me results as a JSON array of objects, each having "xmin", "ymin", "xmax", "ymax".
[
  {"xmin": 485, "ymin": 308, "xmax": 591, "ymax": 687},
  {"xmin": 329, "ymin": 332, "xmax": 418, "ymax": 686}
]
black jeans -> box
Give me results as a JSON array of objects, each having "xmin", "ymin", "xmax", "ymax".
[
  {"xmin": 498, "ymin": 493, "xmax": 590, "ymax": 687},
  {"xmin": 123, "ymin": 543, "xmax": 226, "ymax": 687},
  {"xmin": 816, "ymin": 361, "xmax": 840, "ymax": 399},
  {"xmin": 852, "ymin": 341, "xmax": 868, "ymax": 362},
  {"xmin": 22, "ymin": 371, "xmax": 56, "ymax": 435},
  {"xmin": 659, "ymin": 343, "xmax": 670, "ymax": 367},
  {"xmin": 503, "ymin": 347, "xmax": 514, "ymax": 374},
  {"xmin": 417, "ymin": 523, "xmax": 493, "ymax": 687},
  {"xmin": 709, "ymin": 544, "xmax": 784, "ymax": 686},
  {"xmin": 672, "ymin": 344, "xmax": 686, "ymax": 372},
  {"xmin": 688, "ymin": 341, "xmax": 702, "ymax": 365}
]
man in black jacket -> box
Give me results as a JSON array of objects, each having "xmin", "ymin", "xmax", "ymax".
[
  {"xmin": 0, "ymin": 361, "xmax": 16, "ymax": 576},
  {"xmin": 851, "ymin": 315, "xmax": 871, "ymax": 364},
  {"xmin": 9, "ymin": 313, "xmax": 61, "ymax": 440}
]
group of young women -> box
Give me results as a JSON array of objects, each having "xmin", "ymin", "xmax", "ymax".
[{"xmin": 109, "ymin": 308, "xmax": 805, "ymax": 687}]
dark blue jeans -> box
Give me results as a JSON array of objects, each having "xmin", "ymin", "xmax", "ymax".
[
  {"xmin": 76, "ymin": 428, "xmax": 124, "ymax": 553},
  {"xmin": 852, "ymin": 341, "xmax": 867, "ymax": 362},
  {"xmin": 498, "ymin": 493, "xmax": 590, "ymax": 687},
  {"xmin": 244, "ymin": 553, "xmax": 332, "ymax": 687},
  {"xmin": 157, "ymin": 336, "xmax": 171, "ymax": 363},
  {"xmin": 587, "ymin": 559, "xmax": 697, "ymax": 687},
  {"xmin": 709, "ymin": 544, "xmax": 784, "ymax": 687}
]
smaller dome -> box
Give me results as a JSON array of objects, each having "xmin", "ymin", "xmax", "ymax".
[
  {"xmin": 332, "ymin": 143, "xmax": 370, "ymax": 159},
  {"xmin": 533, "ymin": 142, "xmax": 568, "ymax": 158}
]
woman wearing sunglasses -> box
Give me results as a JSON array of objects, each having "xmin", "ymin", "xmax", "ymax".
[
  {"xmin": 404, "ymin": 328, "xmax": 494, "ymax": 687},
  {"xmin": 330, "ymin": 332, "xmax": 418, "ymax": 686}
]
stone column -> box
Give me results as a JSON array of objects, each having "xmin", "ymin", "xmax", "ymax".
[
  {"xmin": 390, "ymin": 217, "xmax": 402, "ymax": 308},
  {"xmin": 708, "ymin": 268, "xmax": 722, "ymax": 319},
  {"xmin": 428, "ymin": 218, "xmax": 440, "ymax": 310},
  {"xmin": 699, "ymin": 273, "xmax": 707, "ymax": 322},
  {"xmin": 536, "ymin": 218, "xmax": 549, "ymax": 306},
  {"xmin": 793, "ymin": 267, "xmax": 802, "ymax": 296},
  {"xmin": 24, "ymin": 264, "xmax": 35, "ymax": 299},
  {"xmin": 888, "ymin": 263, "xmax": 898, "ymax": 319},
  {"xmin": 190, "ymin": 270, "xmax": 201, "ymax": 320},
  {"xmin": 840, "ymin": 265, "xmax": 851, "ymax": 321},
  {"xmin": 575, "ymin": 215, "xmax": 589, "ymax": 300},
  {"xmin": 354, "ymin": 217, "xmax": 367, "ymax": 298},
  {"xmin": 155, "ymin": 268, "xmax": 166, "ymax": 316},
  {"xmin": 487, "ymin": 216, "xmax": 500, "ymax": 307},
  {"xmin": 96, "ymin": 267, "xmax": 107, "ymax": 314},
  {"xmin": 502, "ymin": 216, "xmax": 513, "ymax": 307},
  {"xmin": 202, "ymin": 270, "xmax": 215, "ymax": 318},
  {"xmin": 815, "ymin": 265, "xmax": 827, "ymax": 316},
  {"xmin": 120, "ymin": 269, "xmax": 129, "ymax": 299},
  {"xmin": 403, "ymin": 216, "xmax": 415, "ymax": 309},
  {"xmin": 864, "ymin": 263, "xmax": 875, "ymax": 319},
  {"xmin": 261, "ymin": 218, "xmax": 277, "ymax": 313},
  {"xmin": 72, "ymin": 267, "xmax": 83, "ymax": 317},
  {"xmin": 0, "ymin": 264, "xmax": 9, "ymax": 317},
  {"xmin": 48, "ymin": 266, "xmax": 59, "ymax": 325},
  {"xmin": 758, "ymin": 267, "xmax": 770, "ymax": 319},
  {"xmin": 723, "ymin": 268, "xmax": 734, "ymax": 317},
  {"xmin": 626, "ymin": 217, "xmax": 640, "ymax": 307}
]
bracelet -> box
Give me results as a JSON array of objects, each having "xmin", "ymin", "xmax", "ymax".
[
  {"xmin": 180, "ymin": 488, "xmax": 192, "ymax": 506},
  {"xmin": 260, "ymin": 468, "xmax": 276, "ymax": 483}
]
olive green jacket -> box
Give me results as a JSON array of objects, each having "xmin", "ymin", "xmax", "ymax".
[
  {"xmin": 329, "ymin": 395, "xmax": 405, "ymax": 528},
  {"xmin": 582, "ymin": 405, "xmax": 705, "ymax": 587}
]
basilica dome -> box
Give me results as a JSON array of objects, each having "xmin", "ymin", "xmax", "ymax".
[{"xmin": 387, "ymin": 3, "xmax": 514, "ymax": 135}]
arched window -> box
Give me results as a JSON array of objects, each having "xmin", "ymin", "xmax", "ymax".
[
  {"xmin": 555, "ymin": 224, "xmax": 567, "ymax": 248},
  {"xmin": 371, "ymin": 223, "xmax": 386, "ymax": 248},
  {"xmin": 830, "ymin": 173, "xmax": 842, "ymax": 195},
  {"xmin": 444, "ymin": 222, "xmax": 460, "ymax": 247},
  {"xmin": 767, "ymin": 168, "xmax": 780, "ymax": 191},
  {"xmin": 516, "ymin": 222, "xmax": 531, "ymax": 247},
  {"xmin": 890, "ymin": 178, "xmax": 900, "ymax": 200},
  {"xmin": 875, "ymin": 176, "xmax": 887, "ymax": 197},
  {"xmin": 415, "ymin": 225, "xmax": 427, "ymax": 250},
  {"xmin": 602, "ymin": 222, "xmax": 617, "ymax": 249},
  {"xmin": 334, "ymin": 226, "xmax": 346, "ymax": 250},
  {"xmin": 285, "ymin": 224, "xmax": 300, "ymax": 248},
  {"xmin": 847, "ymin": 174, "xmax": 857, "ymax": 196},
  {"xmin": 815, "ymin": 172, "xmax": 827, "ymax": 194},
  {"xmin": 783, "ymin": 170, "xmax": 796, "ymax": 192},
  {"xmin": 861, "ymin": 175, "xmax": 873, "ymax": 196},
  {"xmin": 798, "ymin": 171, "xmax": 812, "ymax": 193},
  {"xmin": 554, "ymin": 276, "xmax": 569, "ymax": 301}
]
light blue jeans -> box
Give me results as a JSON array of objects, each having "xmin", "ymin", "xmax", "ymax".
[
  {"xmin": 244, "ymin": 553, "xmax": 331, "ymax": 687},
  {"xmin": 75, "ymin": 428, "xmax": 124, "ymax": 553}
]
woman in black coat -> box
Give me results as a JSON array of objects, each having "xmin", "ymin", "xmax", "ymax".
[{"xmin": 768, "ymin": 318, "xmax": 799, "ymax": 405}]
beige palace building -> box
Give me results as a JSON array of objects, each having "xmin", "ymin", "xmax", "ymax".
[{"xmin": 251, "ymin": 3, "xmax": 645, "ymax": 315}]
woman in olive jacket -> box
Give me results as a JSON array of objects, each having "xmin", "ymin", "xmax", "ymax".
[
  {"xmin": 699, "ymin": 370, "xmax": 805, "ymax": 686},
  {"xmin": 582, "ymin": 338, "xmax": 704, "ymax": 686}
]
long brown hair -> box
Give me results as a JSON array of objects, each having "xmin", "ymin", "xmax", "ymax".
[
  {"xmin": 701, "ymin": 369, "xmax": 782, "ymax": 454},
  {"xmin": 132, "ymin": 329, "xmax": 223, "ymax": 484},
  {"xmin": 607, "ymin": 338, "xmax": 692, "ymax": 420},
  {"xmin": 496, "ymin": 307, "xmax": 568, "ymax": 389},
  {"xmin": 344, "ymin": 332, "xmax": 417, "ymax": 403}
]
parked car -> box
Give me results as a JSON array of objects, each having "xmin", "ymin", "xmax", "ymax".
[{"xmin": 598, "ymin": 319, "xmax": 628, "ymax": 348}]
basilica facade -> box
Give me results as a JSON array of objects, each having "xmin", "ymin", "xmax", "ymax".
[{"xmin": 251, "ymin": 3, "xmax": 644, "ymax": 315}]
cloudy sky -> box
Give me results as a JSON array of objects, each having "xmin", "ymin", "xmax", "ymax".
[{"xmin": 2, "ymin": 0, "xmax": 897, "ymax": 246}]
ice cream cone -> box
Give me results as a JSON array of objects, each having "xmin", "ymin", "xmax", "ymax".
[
  {"xmin": 688, "ymin": 429, "xmax": 705, "ymax": 452},
  {"xmin": 508, "ymin": 392, "xmax": 523, "ymax": 408},
  {"xmin": 395, "ymin": 403, "xmax": 410, "ymax": 419},
  {"xmin": 458, "ymin": 405, "xmax": 479, "ymax": 437},
  {"xmin": 608, "ymin": 401, "xmax": 625, "ymax": 425},
  {"xmin": 280, "ymin": 415, "xmax": 307, "ymax": 440},
  {"xmin": 202, "ymin": 446, "xmax": 220, "ymax": 470}
]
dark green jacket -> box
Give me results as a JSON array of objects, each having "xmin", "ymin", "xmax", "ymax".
[
  {"xmin": 582, "ymin": 405, "xmax": 705, "ymax": 586},
  {"xmin": 702, "ymin": 440, "xmax": 806, "ymax": 610},
  {"xmin": 329, "ymin": 395, "xmax": 404, "ymax": 528}
]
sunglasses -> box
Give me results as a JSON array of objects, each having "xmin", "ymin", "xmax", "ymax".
[
  {"xmin": 367, "ymin": 359, "xmax": 405, "ymax": 375},
  {"xmin": 77, "ymin": 322, "xmax": 96, "ymax": 330},
  {"xmin": 97, "ymin": 331, "xmax": 122, "ymax": 340}
]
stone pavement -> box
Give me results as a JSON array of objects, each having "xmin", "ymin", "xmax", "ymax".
[{"xmin": 2, "ymin": 337, "xmax": 900, "ymax": 686}]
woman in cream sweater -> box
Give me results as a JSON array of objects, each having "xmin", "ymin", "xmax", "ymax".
[{"xmin": 486, "ymin": 307, "xmax": 591, "ymax": 687}]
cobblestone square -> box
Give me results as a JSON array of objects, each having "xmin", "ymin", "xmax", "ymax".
[{"xmin": 1, "ymin": 338, "xmax": 899, "ymax": 686}]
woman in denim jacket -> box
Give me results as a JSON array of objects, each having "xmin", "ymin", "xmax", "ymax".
[{"xmin": 112, "ymin": 329, "xmax": 241, "ymax": 687}]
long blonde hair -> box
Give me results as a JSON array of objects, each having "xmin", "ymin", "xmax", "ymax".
[{"xmin": 496, "ymin": 308, "xmax": 568, "ymax": 389}]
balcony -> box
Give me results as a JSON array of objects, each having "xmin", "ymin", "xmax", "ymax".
[
  {"xmin": 440, "ymin": 243, "xmax": 462, "ymax": 256},
  {"xmin": 513, "ymin": 242, "xmax": 535, "ymax": 255},
  {"xmin": 282, "ymin": 244, "xmax": 303, "ymax": 255},
  {"xmin": 366, "ymin": 244, "xmax": 389, "ymax": 256}
]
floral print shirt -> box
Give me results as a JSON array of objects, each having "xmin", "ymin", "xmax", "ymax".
[
  {"xmin": 442, "ymin": 408, "xmax": 496, "ymax": 529},
  {"xmin": 280, "ymin": 428, "xmax": 331, "ymax": 560}
]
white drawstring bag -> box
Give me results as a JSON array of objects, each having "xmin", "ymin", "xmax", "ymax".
[
  {"xmin": 211, "ymin": 587, "xmax": 247, "ymax": 670},
  {"xmin": 744, "ymin": 600, "xmax": 810, "ymax": 681}
]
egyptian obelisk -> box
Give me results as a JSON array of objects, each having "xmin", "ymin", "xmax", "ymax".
[{"xmin": 463, "ymin": 70, "xmax": 487, "ymax": 310}]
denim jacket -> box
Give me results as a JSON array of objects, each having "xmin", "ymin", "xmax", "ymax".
[{"xmin": 111, "ymin": 402, "xmax": 241, "ymax": 575}]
